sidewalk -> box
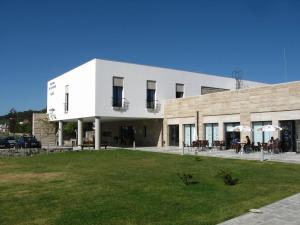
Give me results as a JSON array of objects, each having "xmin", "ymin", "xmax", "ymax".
[
  {"xmin": 218, "ymin": 193, "xmax": 300, "ymax": 225},
  {"xmin": 125, "ymin": 147, "xmax": 300, "ymax": 164}
]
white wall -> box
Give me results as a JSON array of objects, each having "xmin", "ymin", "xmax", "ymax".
[
  {"xmin": 47, "ymin": 59, "xmax": 265, "ymax": 121},
  {"xmin": 94, "ymin": 59, "xmax": 265, "ymax": 119},
  {"xmin": 47, "ymin": 60, "xmax": 96, "ymax": 121}
]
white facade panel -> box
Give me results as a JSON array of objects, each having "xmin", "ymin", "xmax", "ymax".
[
  {"xmin": 47, "ymin": 58, "xmax": 266, "ymax": 121},
  {"xmin": 47, "ymin": 60, "xmax": 96, "ymax": 121}
]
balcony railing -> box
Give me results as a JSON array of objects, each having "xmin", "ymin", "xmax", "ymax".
[
  {"xmin": 146, "ymin": 100, "xmax": 161, "ymax": 112},
  {"xmin": 111, "ymin": 98, "xmax": 129, "ymax": 111}
]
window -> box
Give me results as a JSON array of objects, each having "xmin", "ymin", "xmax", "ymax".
[
  {"xmin": 64, "ymin": 85, "xmax": 69, "ymax": 113},
  {"xmin": 112, "ymin": 77, "xmax": 123, "ymax": 107},
  {"xmin": 144, "ymin": 126, "xmax": 147, "ymax": 137},
  {"xmin": 201, "ymin": 86, "xmax": 229, "ymax": 95},
  {"xmin": 146, "ymin": 80, "xmax": 156, "ymax": 109},
  {"xmin": 176, "ymin": 83, "xmax": 184, "ymax": 98},
  {"xmin": 252, "ymin": 121, "xmax": 272, "ymax": 144},
  {"xmin": 184, "ymin": 124, "xmax": 196, "ymax": 146},
  {"xmin": 205, "ymin": 123, "xmax": 219, "ymax": 147}
]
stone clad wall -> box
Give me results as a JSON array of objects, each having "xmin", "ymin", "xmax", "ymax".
[
  {"xmin": 32, "ymin": 113, "xmax": 56, "ymax": 147},
  {"xmin": 164, "ymin": 82, "xmax": 300, "ymax": 146}
]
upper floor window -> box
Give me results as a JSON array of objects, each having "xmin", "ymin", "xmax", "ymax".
[
  {"xmin": 146, "ymin": 80, "xmax": 156, "ymax": 109},
  {"xmin": 64, "ymin": 85, "xmax": 69, "ymax": 113},
  {"xmin": 112, "ymin": 77, "xmax": 123, "ymax": 107},
  {"xmin": 176, "ymin": 83, "xmax": 184, "ymax": 98},
  {"xmin": 201, "ymin": 86, "xmax": 229, "ymax": 95}
]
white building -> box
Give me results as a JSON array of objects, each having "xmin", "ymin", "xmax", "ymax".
[{"xmin": 47, "ymin": 59, "xmax": 265, "ymax": 148}]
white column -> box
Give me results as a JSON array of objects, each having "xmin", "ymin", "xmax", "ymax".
[
  {"xmin": 95, "ymin": 117, "xmax": 101, "ymax": 150},
  {"xmin": 58, "ymin": 121, "xmax": 63, "ymax": 146},
  {"xmin": 272, "ymin": 119, "xmax": 280, "ymax": 139},
  {"xmin": 179, "ymin": 124, "xmax": 183, "ymax": 148},
  {"xmin": 78, "ymin": 119, "xmax": 83, "ymax": 148},
  {"xmin": 218, "ymin": 122, "xmax": 224, "ymax": 141}
]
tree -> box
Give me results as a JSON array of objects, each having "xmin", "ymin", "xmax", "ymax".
[{"xmin": 8, "ymin": 108, "xmax": 17, "ymax": 133}]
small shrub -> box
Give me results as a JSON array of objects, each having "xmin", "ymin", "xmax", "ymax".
[
  {"xmin": 177, "ymin": 173, "xmax": 198, "ymax": 185},
  {"xmin": 195, "ymin": 157, "xmax": 202, "ymax": 162},
  {"xmin": 216, "ymin": 168, "xmax": 239, "ymax": 186}
]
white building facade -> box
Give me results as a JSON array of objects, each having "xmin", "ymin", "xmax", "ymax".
[{"xmin": 47, "ymin": 59, "xmax": 264, "ymax": 148}]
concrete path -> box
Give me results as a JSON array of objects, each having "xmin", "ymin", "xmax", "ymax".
[
  {"xmin": 125, "ymin": 147, "xmax": 300, "ymax": 164},
  {"xmin": 218, "ymin": 193, "xmax": 300, "ymax": 225}
]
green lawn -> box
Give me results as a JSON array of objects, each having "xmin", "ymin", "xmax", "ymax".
[{"xmin": 0, "ymin": 150, "xmax": 300, "ymax": 225}]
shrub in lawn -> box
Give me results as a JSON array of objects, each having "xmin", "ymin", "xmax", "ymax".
[
  {"xmin": 195, "ymin": 157, "xmax": 202, "ymax": 161},
  {"xmin": 177, "ymin": 173, "xmax": 198, "ymax": 185},
  {"xmin": 216, "ymin": 168, "xmax": 239, "ymax": 186}
]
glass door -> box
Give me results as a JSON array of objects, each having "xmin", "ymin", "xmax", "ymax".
[
  {"xmin": 169, "ymin": 125, "xmax": 179, "ymax": 146},
  {"xmin": 184, "ymin": 124, "xmax": 196, "ymax": 146}
]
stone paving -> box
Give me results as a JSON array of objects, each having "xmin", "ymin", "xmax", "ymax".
[
  {"xmin": 218, "ymin": 193, "xmax": 300, "ymax": 225},
  {"xmin": 126, "ymin": 147, "xmax": 300, "ymax": 164}
]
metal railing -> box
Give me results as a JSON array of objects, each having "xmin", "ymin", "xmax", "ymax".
[{"xmin": 111, "ymin": 98, "xmax": 129, "ymax": 111}]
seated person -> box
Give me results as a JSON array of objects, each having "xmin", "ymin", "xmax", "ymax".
[
  {"xmin": 243, "ymin": 136, "xmax": 252, "ymax": 152},
  {"xmin": 232, "ymin": 137, "xmax": 240, "ymax": 153},
  {"xmin": 268, "ymin": 136, "xmax": 275, "ymax": 152}
]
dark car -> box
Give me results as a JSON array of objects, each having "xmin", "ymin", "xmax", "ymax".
[
  {"xmin": 5, "ymin": 136, "xmax": 16, "ymax": 148},
  {"xmin": 0, "ymin": 138, "xmax": 11, "ymax": 149},
  {"xmin": 16, "ymin": 136, "xmax": 41, "ymax": 148}
]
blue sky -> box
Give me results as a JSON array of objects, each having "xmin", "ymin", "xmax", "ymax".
[{"xmin": 0, "ymin": 0, "xmax": 300, "ymax": 115}]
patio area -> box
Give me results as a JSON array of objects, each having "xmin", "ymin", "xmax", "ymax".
[{"xmin": 125, "ymin": 146, "xmax": 300, "ymax": 164}]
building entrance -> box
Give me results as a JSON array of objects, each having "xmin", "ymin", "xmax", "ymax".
[
  {"xmin": 280, "ymin": 120, "xmax": 296, "ymax": 152},
  {"xmin": 224, "ymin": 122, "xmax": 240, "ymax": 149}
]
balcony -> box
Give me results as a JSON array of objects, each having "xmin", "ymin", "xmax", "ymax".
[
  {"xmin": 146, "ymin": 100, "xmax": 161, "ymax": 112},
  {"xmin": 112, "ymin": 98, "xmax": 129, "ymax": 111}
]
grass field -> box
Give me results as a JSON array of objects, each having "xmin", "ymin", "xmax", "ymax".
[{"xmin": 0, "ymin": 150, "xmax": 300, "ymax": 225}]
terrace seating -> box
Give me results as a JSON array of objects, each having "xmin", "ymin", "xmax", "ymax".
[{"xmin": 192, "ymin": 140, "xmax": 209, "ymax": 151}]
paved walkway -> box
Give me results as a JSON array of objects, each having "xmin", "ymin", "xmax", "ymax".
[
  {"xmin": 125, "ymin": 147, "xmax": 300, "ymax": 164},
  {"xmin": 218, "ymin": 193, "xmax": 300, "ymax": 225}
]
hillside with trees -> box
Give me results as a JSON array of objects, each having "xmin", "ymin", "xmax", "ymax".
[{"xmin": 0, "ymin": 108, "xmax": 46, "ymax": 134}]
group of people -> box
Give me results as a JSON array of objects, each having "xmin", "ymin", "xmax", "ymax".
[{"xmin": 233, "ymin": 136, "xmax": 280, "ymax": 153}]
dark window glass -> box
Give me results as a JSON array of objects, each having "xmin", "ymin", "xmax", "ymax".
[
  {"xmin": 176, "ymin": 91, "xmax": 184, "ymax": 98},
  {"xmin": 147, "ymin": 89, "xmax": 155, "ymax": 109},
  {"xmin": 113, "ymin": 86, "xmax": 123, "ymax": 107},
  {"xmin": 65, "ymin": 93, "xmax": 69, "ymax": 112}
]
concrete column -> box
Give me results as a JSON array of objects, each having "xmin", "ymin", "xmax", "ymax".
[
  {"xmin": 58, "ymin": 121, "xmax": 63, "ymax": 146},
  {"xmin": 218, "ymin": 122, "xmax": 224, "ymax": 141},
  {"xmin": 78, "ymin": 119, "xmax": 83, "ymax": 148},
  {"xmin": 179, "ymin": 124, "xmax": 183, "ymax": 148},
  {"xmin": 95, "ymin": 117, "xmax": 101, "ymax": 150},
  {"xmin": 272, "ymin": 119, "xmax": 280, "ymax": 139}
]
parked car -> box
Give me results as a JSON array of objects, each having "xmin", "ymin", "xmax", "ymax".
[
  {"xmin": 5, "ymin": 136, "xmax": 16, "ymax": 148},
  {"xmin": 16, "ymin": 136, "xmax": 41, "ymax": 148},
  {"xmin": 0, "ymin": 138, "xmax": 11, "ymax": 149}
]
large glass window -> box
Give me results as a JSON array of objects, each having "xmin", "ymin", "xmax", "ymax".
[
  {"xmin": 205, "ymin": 123, "xmax": 219, "ymax": 147},
  {"xmin": 176, "ymin": 83, "xmax": 184, "ymax": 98},
  {"xmin": 147, "ymin": 80, "xmax": 156, "ymax": 109},
  {"xmin": 184, "ymin": 124, "xmax": 196, "ymax": 146},
  {"xmin": 112, "ymin": 77, "xmax": 123, "ymax": 107},
  {"xmin": 252, "ymin": 121, "xmax": 272, "ymax": 144}
]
